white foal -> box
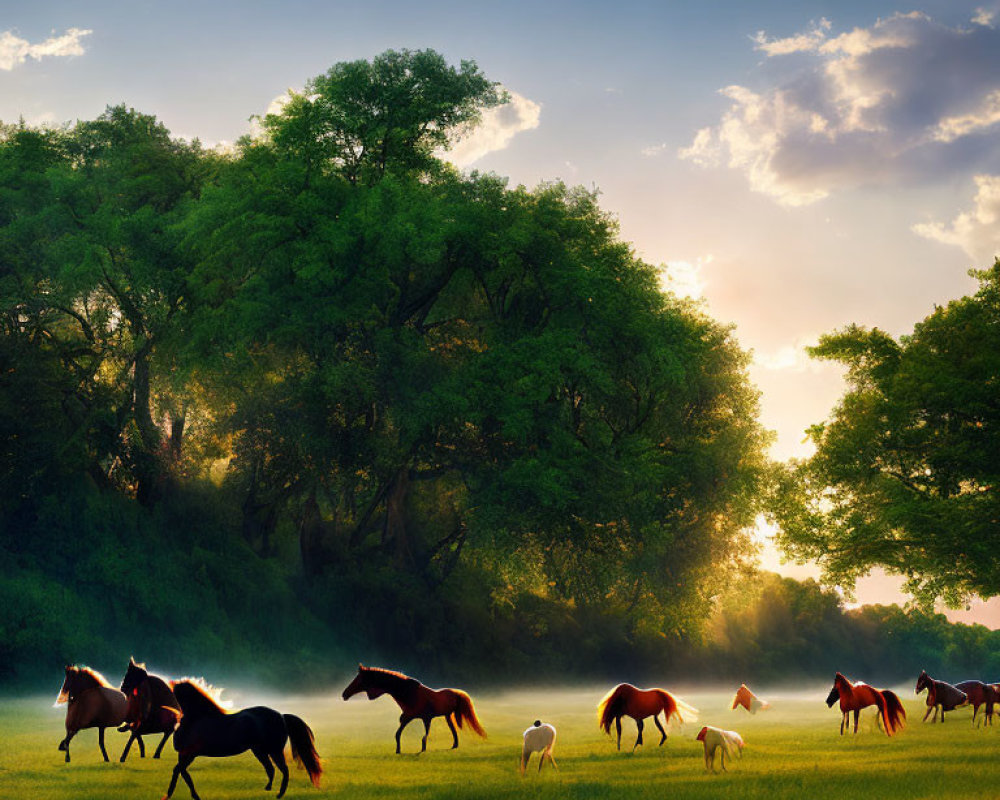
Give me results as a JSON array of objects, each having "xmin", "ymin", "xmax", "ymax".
[
  {"xmin": 520, "ymin": 720, "xmax": 557, "ymax": 774},
  {"xmin": 696, "ymin": 725, "xmax": 744, "ymax": 772}
]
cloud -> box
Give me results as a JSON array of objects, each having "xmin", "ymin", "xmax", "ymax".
[
  {"xmin": 0, "ymin": 27, "xmax": 91, "ymax": 71},
  {"xmin": 912, "ymin": 174, "xmax": 1000, "ymax": 262},
  {"xmin": 681, "ymin": 12, "xmax": 1000, "ymax": 205},
  {"xmin": 445, "ymin": 91, "xmax": 541, "ymax": 167}
]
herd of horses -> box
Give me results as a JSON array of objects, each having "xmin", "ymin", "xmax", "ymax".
[{"xmin": 55, "ymin": 660, "xmax": 1000, "ymax": 797}]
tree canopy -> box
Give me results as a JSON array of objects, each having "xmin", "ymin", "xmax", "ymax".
[{"xmin": 773, "ymin": 262, "xmax": 1000, "ymax": 605}]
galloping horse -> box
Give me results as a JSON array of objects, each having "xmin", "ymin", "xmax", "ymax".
[
  {"xmin": 597, "ymin": 683, "xmax": 698, "ymax": 751},
  {"xmin": 163, "ymin": 680, "xmax": 322, "ymax": 800},
  {"xmin": 119, "ymin": 657, "xmax": 181, "ymax": 762},
  {"xmin": 732, "ymin": 684, "xmax": 770, "ymax": 714},
  {"xmin": 955, "ymin": 680, "xmax": 997, "ymax": 727},
  {"xmin": 341, "ymin": 664, "xmax": 486, "ymax": 754},
  {"xmin": 825, "ymin": 672, "xmax": 905, "ymax": 736},
  {"xmin": 55, "ymin": 666, "xmax": 127, "ymax": 762},
  {"xmin": 915, "ymin": 670, "xmax": 968, "ymax": 723}
]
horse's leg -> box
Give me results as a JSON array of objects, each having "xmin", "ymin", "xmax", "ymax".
[
  {"xmin": 251, "ymin": 747, "xmax": 275, "ymax": 790},
  {"xmin": 165, "ymin": 752, "xmax": 197, "ymax": 800},
  {"xmin": 395, "ymin": 714, "xmax": 414, "ymax": 754},
  {"xmin": 839, "ymin": 712, "xmax": 846, "ymax": 735},
  {"xmin": 922, "ymin": 705, "xmax": 933, "ymax": 722},
  {"xmin": 98, "ymin": 727, "xmax": 110, "ymax": 761},
  {"xmin": 973, "ymin": 704, "xmax": 980, "ymax": 727},
  {"xmin": 632, "ymin": 718, "xmax": 644, "ymax": 752},
  {"xmin": 59, "ymin": 729, "xmax": 77, "ymax": 763},
  {"xmin": 615, "ymin": 717, "xmax": 622, "ymax": 751},
  {"xmin": 852, "ymin": 709, "xmax": 859, "ymax": 734},
  {"xmin": 721, "ymin": 747, "xmax": 727, "ymax": 772},
  {"xmin": 271, "ymin": 750, "xmax": 290, "ymax": 799},
  {"xmin": 154, "ymin": 730, "xmax": 172, "ymax": 759},
  {"xmin": 120, "ymin": 731, "xmax": 137, "ymax": 763},
  {"xmin": 653, "ymin": 714, "xmax": 668, "ymax": 746},
  {"xmin": 421, "ymin": 717, "xmax": 433, "ymax": 752},
  {"xmin": 445, "ymin": 713, "xmax": 459, "ymax": 749},
  {"xmin": 136, "ymin": 733, "xmax": 145, "ymax": 758}
]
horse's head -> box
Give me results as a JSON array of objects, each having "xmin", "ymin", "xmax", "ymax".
[
  {"xmin": 915, "ymin": 670, "xmax": 929, "ymax": 694},
  {"xmin": 824, "ymin": 685, "xmax": 839, "ymax": 707},
  {"xmin": 55, "ymin": 666, "xmax": 75, "ymax": 705},
  {"xmin": 121, "ymin": 657, "xmax": 149, "ymax": 697},
  {"xmin": 342, "ymin": 665, "xmax": 368, "ymax": 700},
  {"xmin": 696, "ymin": 726, "xmax": 708, "ymax": 742}
]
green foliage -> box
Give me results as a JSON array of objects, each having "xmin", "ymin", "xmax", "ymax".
[{"xmin": 775, "ymin": 262, "xmax": 1000, "ymax": 604}]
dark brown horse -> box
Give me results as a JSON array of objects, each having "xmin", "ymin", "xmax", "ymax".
[
  {"xmin": 341, "ymin": 664, "xmax": 486, "ymax": 753},
  {"xmin": 597, "ymin": 683, "xmax": 698, "ymax": 751},
  {"xmin": 915, "ymin": 670, "xmax": 968, "ymax": 722},
  {"xmin": 164, "ymin": 680, "xmax": 322, "ymax": 800},
  {"xmin": 825, "ymin": 672, "xmax": 905, "ymax": 736},
  {"xmin": 119, "ymin": 657, "xmax": 181, "ymax": 762},
  {"xmin": 954, "ymin": 680, "xmax": 997, "ymax": 727},
  {"xmin": 55, "ymin": 666, "xmax": 127, "ymax": 762}
]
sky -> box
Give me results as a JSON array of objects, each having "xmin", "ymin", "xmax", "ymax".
[{"xmin": 4, "ymin": 1, "xmax": 1000, "ymax": 623}]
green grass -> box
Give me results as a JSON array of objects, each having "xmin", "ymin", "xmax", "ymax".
[{"xmin": 4, "ymin": 686, "xmax": 997, "ymax": 799}]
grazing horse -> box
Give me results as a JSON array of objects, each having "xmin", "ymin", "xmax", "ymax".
[
  {"xmin": 163, "ymin": 680, "xmax": 321, "ymax": 800},
  {"xmin": 520, "ymin": 721, "xmax": 557, "ymax": 774},
  {"xmin": 341, "ymin": 664, "xmax": 487, "ymax": 754},
  {"xmin": 732, "ymin": 684, "xmax": 770, "ymax": 714},
  {"xmin": 597, "ymin": 683, "xmax": 698, "ymax": 752},
  {"xmin": 825, "ymin": 672, "xmax": 905, "ymax": 736},
  {"xmin": 915, "ymin": 670, "xmax": 968, "ymax": 723},
  {"xmin": 55, "ymin": 666, "xmax": 127, "ymax": 762},
  {"xmin": 697, "ymin": 726, "xmax": 744, "ymax": 772},
  {"xmin": 955, "ymin": 680, "xmax": 998, "ymax": 727},
  {"xmin": 119, "ymin": 657, "xmax": 181, "ymax": 762}
]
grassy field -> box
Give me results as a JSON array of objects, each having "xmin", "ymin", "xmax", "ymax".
[{"xmin": 4, "ymin": 685, "xmax": 999, "ymax": 799}]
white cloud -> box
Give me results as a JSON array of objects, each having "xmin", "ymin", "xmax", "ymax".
[
  {"xmin": 445, "ymin": 91, "xmax": 541, "ymax": 167},
  {"xmin": 973, "ymin": 6, "xmax": 998, "ymax": 27},
  {"xmin": 641, "ymin": 142, "xmax": 669, "ymax": 157},
  {"xmin": 0, "ymin": 27, "xmax": 91, "ymax": 71},
  {"xmin": 912, "ymin": 174, "xmax": 1000, "ymax": 262},
  {"xmin": 681, "ymin": 12, "xmax": 1000, "ymax": 205}
]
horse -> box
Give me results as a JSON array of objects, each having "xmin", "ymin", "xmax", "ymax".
[
  {"xmin": 597, "ymin": 683, "xmax": 698, "ymax": 752},
  {"xmin": 915, "ymin": 670, "xmax": 968, "ymax": 723},
  {"xmin": 825, "ymin": 672, "xmax": 905, "ymax": 736},
  {"xmin": 341, "ymin": 664, "xmax": 486, "ymax": 754},
  {"xmin": 55, "ymin": 665, "xmax": 128, "ymax": 762},
  {"xmin": 732, "ymin": 684, "xmax": 770, "ymax": 714},
  {"xmin": 118, "ymin": 656, "xmax": 181, "ymax": 762},
  {"xmin": 954, "ymin": 680, "xmax": 997, "ymax": 727},
  {"xmin": 163, "ymin": 679, "xmax": 322, "ymax": 800},
  {"xmin": 697, "ymin": 725, "xmax": 744, "ymax": 772},
  {"xmin": 520, "ymin": 720, "xmax": 557, "ymax": 774}
]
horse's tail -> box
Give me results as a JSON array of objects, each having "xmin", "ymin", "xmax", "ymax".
[
  {"xmin": 882, "ymin": 690, "xmax": 906, "ymax": 733},
  {"xmin": 284, "ymin": 714, "xmax": 322, "ymax": 788},
  {"xmin": 872, "ymin": 690, "xmax": 893, "ymax": 737},
  {"xmin": 597, "ymin": 685, "xmax": 629, "ymax": 734},
  {"xmin": 656, "ymin": 689, "xmax": 699, "ymax": 726},
  {"xmin": 450, "ymin": 690, "xmax": 487, "ymax": 739}
]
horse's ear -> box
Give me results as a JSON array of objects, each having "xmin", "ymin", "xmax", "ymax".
[
  {"xmin": 129, "ymin": 656, "xmax": 137, "ymax": 666},
  {"xmin": 358, "ymin": 663, "xmax": 364, "ymax": 670}
]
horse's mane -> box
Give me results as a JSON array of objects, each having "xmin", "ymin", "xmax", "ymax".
[
  {"xmin": 172, "ymin": 679, "xmax": 229, "ymax": 717},
  {"xmin": 360, "ymin": 666, "xmax": 420, "ymax": 690},
  {"xmin": 70, "ymin": 665, "xmax": 113, "ymax": 688}
]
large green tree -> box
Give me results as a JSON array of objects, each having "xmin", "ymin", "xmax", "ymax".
[{"xmin": 774, "ymin": 262, "xmax": 1000, "ymax": 604}]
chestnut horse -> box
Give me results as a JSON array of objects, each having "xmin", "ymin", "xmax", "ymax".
[
  {"xmin": 597, "ymin": 683, "xmax": 698, "ymax": 751},
  {"xmin": 955, "ymin": 680, "xmax": 997, "ymax": 727},
  {"xmin": 55, "ymin": 666, "xmax": 127, "ymax": 762},
  {"xmin": 915, "ymin": 670, "xmax": 968, "ymax": 723},
  {"xmin": 825, "ymin": 672, "xmax": 905, "ymax": 736},
  {"xmin": 119, "ymin": 657, "xmax": 181, "ymax": 762},
  {"xmin": 732, "ymin": 684, "xmax": 770, "ymax": 714},
  {"xmin": 163, "ymin": 680, "xmax": 322, "ymax": 800},
  {"xmin": 341, "ymin": 664, "xmax": 486, "ymax": 753}
]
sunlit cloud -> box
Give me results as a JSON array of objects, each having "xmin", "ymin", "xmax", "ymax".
[
  {"xmin": 0, "ymin": 27, "xmax": 92, "ymax": 71},
  {"xmin": 658, "ymin": 255, "xmax": 711, "ymax": 300},
  {"xmin": 753, "ymin": 339, "xmax": 825, "ymax": 373},
  {"xmin": 446, "ymin": 91, "xmax": 541, "ymax": 167},
  {"xmin": 912, "ymin": 174, "xmax": 1000, "ymax": 262},
  {"xmin": 973, "ymin": 6, "xmax": 998, "ymax": 27},
  {"xmin": 681, "ymin": 12, "xmax": 1000, "ymax": 206},
  {"xmin": 641, "ymin": 142, "xmax": 669, "ymax": 157}
]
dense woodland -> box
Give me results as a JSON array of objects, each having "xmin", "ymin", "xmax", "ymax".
[{"xmin": 2, "ymin": 50, "xmax": 998, "ymax": 691}]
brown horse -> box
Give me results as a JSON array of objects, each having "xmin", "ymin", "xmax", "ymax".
[
  {"xmin": 341, "ymin": 664, "xmax": 486, "ymax": 754},
  {"xmin": 164, "ymin": 680, "xmax": 321, "ymax": 800},
  {"xmin": 119, "ymin": 657, "xmax": 181, "ymax": 762},
  {"xmin": 597, "ymin": 683, "xmax": 698, "ymax": 751},
  {"xmin": 732, "ymin": 684, "xmax": 770, "ymax": 714},
  {"xmin": 55, "ymin": 666, "xmax": 128, "ymax": 762},
  {"xmin": 915, "ymin": 670, "xmax": 968, "ymax": 722},
  {"xmin": 955, "ymin": 680, "xmax": 996, "ymax": 726},
  {"xmin": 825, "ymin": 672, "xmax": 905, "ymax": 736}
]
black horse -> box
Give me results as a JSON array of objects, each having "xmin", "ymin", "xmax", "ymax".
[
  {"xmin": 163, "ymin": 680, "xmax": 322, "ymax": 800},
  {"xmin": 118, "ymin": 657, "xmax": 181, "ymax": 762}
]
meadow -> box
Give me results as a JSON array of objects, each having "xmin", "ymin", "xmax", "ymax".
[{"xmin": 4, "ymin": 686, "xmax": 999, "ymax": 800}]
